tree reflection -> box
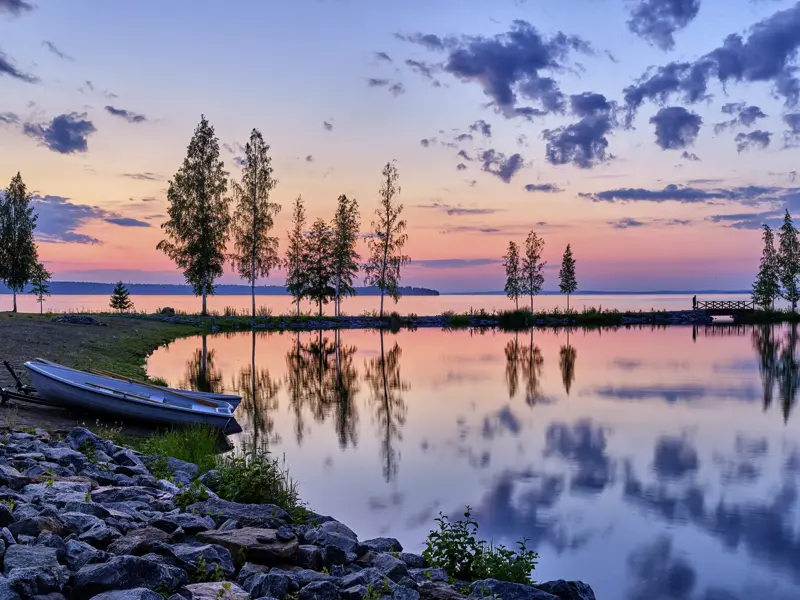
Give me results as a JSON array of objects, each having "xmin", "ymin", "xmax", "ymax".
[
  {"xmin": 182, "ymin": 335, "xmax": 224, "ymax": 394},
  {"xmin": 519, "ymin": 329, "xmax": 544, "ymax": 406},
  {"xmin": 777, "ymin": 323, "xmax": 799, "ymax": 423},
  {"xmin": 753, "ymin": 323, "xmax": 799, "ymax": 422},
  {"xmin": 332, "ymin": 329, "xmax": 360, "ymax": 448},
  {"xmin": 234, "ymin": 331, "xmax": 281, "ymax": 451},
  {"xmin": 752, "ymin": 324, "xmax": 778, "ymax": 412},
  {"xmin": 559, "ymin": 330, "xmax": 577, "ymax": 396},
  {"xmin": 504, "ymin": 334, "xmax": 520, "ymax": 399},
  {"xmin": 364, "ymin": 329, "xmax": 408, "ymax": 482}
]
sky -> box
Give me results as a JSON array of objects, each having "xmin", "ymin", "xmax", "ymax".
[{"xmin": 1, "ymin": 0, "xmax": 800, "ymax": 293}]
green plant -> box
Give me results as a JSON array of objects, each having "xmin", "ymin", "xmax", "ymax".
[
  {"xmin": 84, "ymin": 491, "xmax": 91, "ymax": 503},
  {"xmin": 257, "ymin": 305, "xmax": 273, "ymax": 317},
  {"xmin": 79, "ymin": 441, "xmax": 98, "ymax": 465},
  {"xmin": 443, "ymin": 311, "xmax": 470, "ymax": 329},
  {"xmin": 138, "ymin": 425, "xmax": 218, "ymax": 475},
  {"xmin": 364, "ymin": 577, "xmax": 392, "ymax": 600},
  {"xmin": 193, "ymin": 556, "xmax": 226, "ymax": 583},
  {"xmin": 175, "ymin": 480, "xmax": 209, "ymax": 511},
  {"xmin": 422, "ymin": 508, "xmax": 538, "ymax": 585},
  {"xmin": 148, "ymin": 375, "xmax": 170, "ymax": 387},
  {"xmin": 1, "ymin": 498, "xmax": 15, "ymax": 512},
  {"xmin": 215, "ymin": 582, "xmax": 233, "ymax": 600}
]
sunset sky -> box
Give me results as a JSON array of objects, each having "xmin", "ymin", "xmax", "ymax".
[{"xmin": 2, "ymin": 0, "xmax": 800, "ymax": 292}]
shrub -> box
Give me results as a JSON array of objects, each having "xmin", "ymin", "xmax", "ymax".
[
  {"xmin": 496, "ymin": 309, "xmax": 534, "ymax": 331},
  {"xmin": 422, "ymin": 508, "xmax": 538, "ymax": 585},
  {"xmin": 175, "ymin": 480, "xmax": 209, "ymax": 511},
  {"xmin": 148, "ymin": 376, "xmax": 170, "ymax": 387},
  {"xmin": 256, "ymin": 305, "xmax": 273, "ymax": 317}
]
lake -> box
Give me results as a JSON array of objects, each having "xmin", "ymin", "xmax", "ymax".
[
  {"xmin": 1, "ymin": 292, "xmax": 753, "ymax": 315},
  {"xmin": 147, "ymin": 323, "xmax": 800, "ymax": 600}
]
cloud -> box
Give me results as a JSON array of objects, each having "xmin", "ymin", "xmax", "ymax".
[
  {"xmin": 367, "ymin": 78, "xmax": 405, "ymax": 96},
  {"xmin": 524, "ymin": 183, "xmax": 562, "ymax": 193},
  {"xmin": 455, "ymin": 133, "xmax": 473, "ymax": 143},
  {"xmin": 609, "ymin": 217, "xmax": 647, "ymax": 229},
  {"xmin": 706, "ymin": 209, "xmax": 783, "ymax": 229},
  {"xmin": 456, "ymin": 163, "xmax": 467, "ymax": 171},
  {"xmin": 627, "ymin": 536, "xmax": 697, "ymax": 600},
  {"xmin": 399, "ymin": 20, "xmax": 591, "ymax": 119},
  {"xmin": 323, "ymin": 121, "xmax": 333, "ymax": 132},
  {"xmin": 0, "ymin": 49, "xmax": 38, "ymax": 83},
  {"xmin": 405, "ymin": 59, "xmax": 440, "ymax": 85},
  {"xmin": 375, "ymin": 51, "xmax": 392, "ymax": 62},
  {"xmin": 681, "ymin": 150, "xmax": 701, "ymax": 161},
  {"xmin": 23, "ymin": 112, "xmax": 97, "ymax": 153},
  {"xmin": 418, "ymin": 202, "xmax": 502, "ymax": 216},
  {"xmin": 420, "ymin": 138, "xmax": 434, "ymax": 148},
  {"xmin": 458, "ymin": 149, "xmax": 472, "ymax": 161},
  {"xmin": 627, "ymin": 0, "xmax": 701, "ymax": 51},
  {"xmin": 233, "ymin": 156, "xmax": 246, "ymax": 168},
  {"xmin": 482, "ymin": 406, "xmax": 522, "ymax": 440},
  {"xmin": 624, "ymin": 3, "xmax": 800, "ymax": 122},
  {"xmin": 441, "ymin": 226, "xmax": 502, "ymax": 234},
  {"xmin": 653, "ymin": 436, "xmax": 699, "ymax": 478},
  {"xmin": 570, "ymin": 92, "xmax": 613, "ymax": 118},
  {"xmin": 104, "ymin": 105, "xmax": 147, "ymax": 124},
  {"xmin": 735, "ymin": 129, "xmax": 771, "ymax": 153},
  {"xmin": 0, "ymin": 0, "xmax": 32, "ymax": 15},
  {"xmin": 478, "ymin": 149, "xmax": 525, "ymax": 183},
  {"xmin": 121, "ymin": 172, "xmax": 161, "ymax": 181},
  {"xmin": 649, "ymin": 106, "xmax": 702, "ymax": 150},
  {"xmin": 714, "ymin": 102, "xmax": 767, "ymax": 133},
  {"xmin": 581, "ymin": 183, "xmax": 792, "ymax": 204},
  {"xmin": 411, "ymin": 258, "xmax": 503, "ymax": 269},
  {"xmin": 543, "ymin": 115, "xmax": 615, "ymax": 169},
  {"xmin": 42, "ymin": 41, "xmax": 72, "ymax": 61},
  {"xmin": 103, "ymin": 217, "xmax": 150, "ymax": 227},
  {"xmin": 0, "ymin": 112, "xmax": 19, "ymax": 124},
  {"xmin": 469, "ymin": 119, "xmax": 492, "ymax": 138},
  {"xmin": 305, "ymin": 155, "xmax": 314, "ymax": 162},
  {"xmin": 784, "ymin": 113, "xmax": 800, "ymax": 145}
]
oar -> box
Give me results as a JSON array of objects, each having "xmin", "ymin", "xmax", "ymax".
[
  {"xmin": 87, "ymin": 368, "xmax": 220, "ymax": 408},
  {"xmin": 84, "ymin": 381, "xmax": 162, "ymax": 404}
]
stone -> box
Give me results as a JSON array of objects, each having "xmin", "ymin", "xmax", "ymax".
[
  {"xmin": 195, "ymin": 527, "xmax": 299, "ymax": 565},
  {"xmin": 78, "ymin": 522, "xmax": 121, "ymax": 549},
  {"xmin": 8, "ymin": 516, "xmax": 63, "ymax": 538},
  {"xmin": 340, "ymin": 568, "xmax": 397, "ymax": 593},
  {"xmin": 64, "ymin": 539, "xmax": 107, "ymax": 571},
  {"xmin": 186, "ymin": 498, "xmax": 291, "ymax": 528},
  {"xmin": 235, "ymin": 562, "xmax": 268, "ymax": 588},
  {"xmin": 0, "ymin": 528, "xmax": 14, "ymax": 547},
  {"xmin": 341, "ymin": 586, "xmax": 368, "ymax": 600},
  {"xmin": 362, "ymin": 537, "xmax": 403, "ymax": 553},
  {"xmin": 398, "ymin": 553, "xmax": 425, "ymax": 569},
  {"xmin": 245, "ymin": 571, "xmax": 290, "ymax": 599},
  {"xmin": 469, "ymin": 579, "xmax": 559, "ymax": 600},
  {"xmin": 304, "ymin": 528, "xmax": 359, "ymax": 554},
  {"xmin": 533, "ymin": 580, "xmax": 596, "ymax": 600},
  {"xmin": 323, "ymin": 544, "xmax": 348, "ymax": 567},
  {"xmin": 409, "ymin": 569, "xmax": 449, "ymax": 584},
  {"xmin": 0, "ymin": 466, "xmax": 33, "ymax": 492},
  {"xmin": 89, "ymin": 590, "xmax": 164, "ymax": 600},
  {"xmin": 149, "ymin": 513, "xmax": 215, "ymax": 534},
  {"xmin": 90, "ymin": 486, "xmax": 159, "ymax": 504},
  {"xmin": 59, "ymin": 512, "xmax": 105, "ymax": 534},
  {"xmin": 0, "ymin": 575, "xmax": 19, "ymax": 600},
  {"xmin": 169, "ymin": 543, "xmax": 235, "ymax": 579},
  {"xmin": 296, "ymin": 544, "xmax": 323, "ymax": 570},
  {"xmin": 110, "ymin": 449, "xmax": 146, "ymax": 468},
  {"xmin": 373, "ymin": 552, "xmax": 409, "ymax": 582},
  {"xmin": 218, "ymin": 519, "xmax": 240, "ymax": 532},
  {"xmin": 64, "ymin": 428, "xmax": 105, "ymax": 452},
  {"xmin": 71, "ymin": 555, "xmax": 188, "ymax": 597},
  {"xmin": 166, "ymin": 457, "xmax": 198, "ymax": 480},
  {"xmin": 393, "ymin": 589, "xmax": 421, "ymax": 600},
  {"xmin": 43, "ymin": 447, "xmax": 87, "ymax": 470},
  {"xmin": 397, "ymin": 577, "xmax": 419, "ymax": 591},
  {"xmin": 268, "ymin": 568, "xmax": 338, "ymax": 589},
  {"xmin": 2, "ymin": 545, "xmax": 69, "ymax": 596},
  {"xmin": 299, "ymin": 581, "xmax": 339, "ymax": 600},
  {"xmin": 418, "ymin": 582, "xmax": 469, "ymax": 600},
  {"xmin": 36, "ymin": 532, "xmax": 66, "ymax": 562},
  {"xmin": 0, "ymin": 505, "xmax": 13, "ymax": 528},
  {"xmin": 21, "ymin": 481, "xmax": 92, "ymax": 505},
  {"xmin": 184, "ymin": 582, "xmax": 250, "ymax": 600},
  {"xmin": 106, "ymin": 527, "xmax": 171, "ymax": 556}
]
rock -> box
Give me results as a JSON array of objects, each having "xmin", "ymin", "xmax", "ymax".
[
  {"xmin": 409, "ymin": 569, "xmax": 448, "ymax": 584},
  {"xmin": 305, "ymin": 528, "xmax": 359, "ymax": 554},
  {"xmin": 110, "ymin": 449, "xmax": 146, "ymax": 469},
  {"xmin": 91, "ymin": 486, "xmax": 158, "ymax": 504},
  {"xmin": 186, "ymin": 498, "xmax": 291, "ymax": 528},
  {"xmin": 71, "ymin": 555, "xmax": 188, "ymax": 597},
  {"xmin": 160, "ymin": 307, "xmax": 176, "ymax": 315},
  {"xmin": 418, "ymin": 582, "xmax": 468, "ymax": 600},
  {"xmin": 323, "ymin": 544, "xmax": 348, "ymax": 567},
  {"xmin": 65, "ymin": 428, "xmax": 105, "ymax": 452},
  {"xmin": 296, "ymin": 544, "xmax": 323, "ymax": 570},
  {"xmin": 340, "ymin": 568, "xmax": 396, "ymax": 593},
  {"xmin": 362, "ymin": 538, "xmax": 403, "ymax": 553},
  {"xmin": 319, "ymin": 520, "xmax": 358, "ymax": 540},
  {"xmin": 235, "ymin": 562, "xmax": 268, "ymax": 588},
  {"xmin": 245, "ymin": 571, "xmax": 290, "ymax": 598},
  {"xmin": 341, "ymin": 586, "xmax": 367, "ymax": 600},
  {"xmin": 398, "ymin": 553, "xmax": 425, "ymax": 569},
  {"xmin": 2, "ymin": 545, "xmax": 69, "ymax": 596},
  {"xmin": 106, "ymin": 527, "xmax": 171, "ymax": 556},
  {"xmin": 36, "ymin": 532, "xmax": 66, "ymax": 562},
  {"xmin": 64, "ymin": 539, "xmax": 107, "ymax": 571},
  {"xmin": 218, "ymin": 519, "xmax": 240, "ymax": 532},
  {"xmin": 0, "ymin": 466, "xmax": 32, "ymax": 491},
  {"xmin": 373, "ymin": 552, "xmax": 409, "ymax": 582},
  {"xmin": 43, "ymin": 447, "xmax": 86, "ymax": 470},
  {"xmin": 533, "ymin": 580, "xmax": 596, "ymax": 600},
  {"xmin": 78, "ymin": 522, "xmax": 121, "ymax": 549},
  {"xmin": 195, "ymin": 528, "xmax": 299, "ymax": 565},
  {"xmin": 21, "ymin": 481, "xmax": 92, "ymax": 505},
  {"xmin": 299, "ymin": 581, "xmax": 339, "ymax": 600},
  {"xmin": 397, "ymin": 577, "xmax": 418, "ymax": 591},
  {"xmin": 59, "ymin": 512, "xmax": 105, "ymax": 534},
  {"xmin": 51, "ymin": 315, "xmax": 105, "ymax": 326},
  {"xmin": 393, "ymin": 589, "xmax": 421, "ymax": 600},
  {"xmin": 89, "ymin": 590, "xmax": 164, "ymax": 600},
  {"xmin": 184, "ymin": 582, "xmax": 250, "ymax": 600},
  {"xmin": 149, "ymin": 513, "xmax": 215, "ymax": 535},
  {"xmin": 0, "ymin": 528, "xmax": 15, "ymax": 546},
  {"xmin": 169, "ymin": 543, "xmax": 235, "ymax": 579},
  {"xmin": 269, "ymin": 568, "xmax": 337, "ymax": 589},
  {"xmin": 8, "ymin": 516, "xmax": 63, "ymax": 538},
  {"xmin": 166, "ymin": 457, "xmax": 198, "ymax": 481},
  {"xmin": 0, "ymin": 576, "xmax": 19, "ymax": 600},
  {"xmin": 469, "ymin": 579, "xmax": 558, "ymax": 600},
  {"xmin": 0, "ymin": 505, "xmax": 14, "ymax": 528}
]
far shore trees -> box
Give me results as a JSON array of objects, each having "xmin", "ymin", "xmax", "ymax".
[
  {"xmin": 285, "ymin": 195, "xmax": 309, "ymax": 316},
  {"xmin": 29, "ymin": 262, "xmax": 51, "ymax": 314},
  {"xmin": 230, "ymin": 128, "xmax": 281, "ymax": 320},
  {"xmin": 331, "ymin": 194, "xmax": 361, "ymax": 317},
  {"xmin": 521, "ymin": 230, "xmax": 546, "ymax": 313},
  {"xmin": 306, "ymin": 218, "xmax": 336, "ymax": 316},
  {"xmin": 559, "ymin": 244, "xmax": 577, "ymax": 311},
  {"xmin": 0, "ymin": 172, "xmax": 38, "ymax": 313},
  {"xmin": 753, "ymin": 224, "xmax": 780, "ymax": 310},
  {"xmin": 503, "ymin": 241, "xmax": 522, "ymax": 309},
  {"xmin": 158, "ymin": 115, "xmax": 231, "ymax": 316},
  {"xmin": 364, "ymin": 161, "xmax": 409, "ymax": 319},
  {"xmin": 778, "ymin": 210, "xmax": 800, "ymax": 312},
  {"xmin": 110, "ymin": 281, "xmax": 134, "ymax": 312}
]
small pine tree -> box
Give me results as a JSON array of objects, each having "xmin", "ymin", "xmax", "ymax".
[
  {"xmin": 559, "ymin": 244, "xmax": 577, "ymax": 311},
  {"xmin": 521, "ymin": 230, "xmax": 546, "ymax": 313},
  {"xmin": 110, "ymin": 281, "xmax": 134, "ymax": 312},
  {"xmin": 503, "ymin": 241, "xmax": 522, "ymax": 309},
  {"xmin": 778, "ymin": 210, "xmax": 800, "ymax": 312},
  {"xmin": 752, "ymin": 224, "xmax": 780, "ymax": 310},
  {"xmin": 28, "ymin": 262, "xmax": 51, "ymax": 314},
  {"xmin": 284, "ymin": 195, "xmax": 309, "ymax": 316}
]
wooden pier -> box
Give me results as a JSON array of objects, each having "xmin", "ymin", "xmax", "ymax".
[{"xmin": 694, "ymin": 299, "xmax": 756, "ymax": 317}]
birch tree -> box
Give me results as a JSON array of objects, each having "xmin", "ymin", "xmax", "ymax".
[
  {"xmin": 157, "ymin": 115, "xmax": 230, "ymax": 316},
  {"xmin": 331, "ymin": 194, "xmax": 360, "ymax": 316},
  {"xmin": 559, "ymin": 244, "xmax": 577, "ymax": 311},
  {"xmin": 364, "ymin": 161, "xmax": 409, "ymax": 318},
  {"xmin": 521, "ymin": 230, "xmax": 546, "ymax": 313},
  {"xmin": 230, "ymin": 128, "xmax": 281, "ymax": 319},
  {"xmin": 305, "ymin": 217, "xmax": 335, "ymax": 316},
  {"xmin": 503, "ymin": 240, "xmax": 522, "ymax": 309},
  {"xmin": 752, "ymin": 224, "xmax": 780, "ymax": 310},
  {"xmin": 778, "ymin": 210, "xmax": 800, "ymax": 312},
  {"xmin": 0, "ymin": 172, "xmax": 38, "ymax": 312},
  {"xmin": 29, "ymin": 261, "xmax": 51, "ymax": 314},
  {"xmin": 284, "ymin": 195, "xmax": 309, "ymax": 316}
]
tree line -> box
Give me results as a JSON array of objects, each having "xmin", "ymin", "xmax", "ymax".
[
  {"xmin": 158, "ymin": 116, "xmax": 410, "ymax": 317},
  {"xmin": 753, "ymin": 210, "xmax": 800, "ymax": 311},
  {"xmin": 502, "ymin": 232, "xmax": 577, "ymax": 311}
]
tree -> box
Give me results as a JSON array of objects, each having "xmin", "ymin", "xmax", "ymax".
[
  {"xmin": 109, "ymin": 281, "xmax": 134, "ymax": 312},
  {"xmin": 521, "ymin": 230, "xmax": 546, "ymax": 313},
  {"xmin": 0, "ymin": 172, "xmax": 38, "ymax": 312},
  {"xmin": 752, "ymin": 224, "xmax": 781, "ymax": 310},
  {"xmin": 778, "ymin": 210, "xmax": 800, "ymax": 311},
  {"xmin": 305, "ymin": 217, "xmax": 335, "ymax": 316},
  {"xmin": 285, "ymin": 195, "xmax": 309, "ymax": 316},
  {"xmin": 28, "ymin": 262, "xmax": 51, "ymax": 314},
  {"xmin": 157, "ymin": 115, "xmax": 231, "ymax": 316},
  {"xmin": 331, "ymin": 194, "xmax": 361, "ymax": 317},
  {"xmin": 364, "ymin": 161, "xmax": 409, "ymax": 319},
  {"xmin": 503, "ymin": 241, "xmax": 522, "ymax": 309},
  {"xmin": 230, "ymin": 128, "xmax": 281, "ymax": 319},
  {"xmin": 559, "ymin": 244, "xmax": 577, "ymax": 311}
]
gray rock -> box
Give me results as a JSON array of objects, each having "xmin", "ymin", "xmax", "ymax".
[
  {"xmin": 90, "ymin": 486, "xmax": 159, "ymax": 504},
  {"xmin": 319, "ymin": 520, "xmax": 358, "ymax": 540},
  {"xmin": 186, "ymin": 498, "xmax": 291, "ymax": 528},
  {"xmin": 269, "ymin": 568, "xmax": 338, "ymax": 589},
  {"xmin": 299, "ymin": 581, "xmax": 339, "ymax": 600},
  {"xmin": 43, "ymin": 447, "xmax": 86, "ymax": 470},
  {"xmin": 184, "ymin": 582, "xmax": 251, "ymax": 600},
  {"xmin": 362, "ymin": 538, "xmax": 403, "ymax": 553},
  {"xmin": 341, "ymin": 586, "xmax": 367, "ymax": 600},
  {"xmin": 0, "ymin": 528, "xmax": 14, "ymax": 546},
  {"xmin": 244, "ymin": 572, "xmax": 290, "ymax": 598},
  {"xmin": 398, "ymin": 553, "xmax": 425, "ymax": 569},
  {"xmin": 79, "ymin": 522, "xmax": 121, "ymax": 549},
  {"xmin": 8, "ymin": 516, "xmax": 63, "ymax": 538},
  {"xmin": 71, "ymin": 555, "xmax": 188, "ymax": 597},
  {"xmin": 65, "ymin": 539, "xmax": 107, "ymax": 571},
  {"xmin": 149, "ymin": 513, "xmax": 215, "ymax": 534},
  {"xmin": 297, "ymin": 544, "xmax": 323, "ymax": 570},
  {"xmin": 89, "ymin": 590, "xmax": 164, "ymax": 600},
  {"xmin": 0, "ymin": 466, "xmax": 32, "ymax": 491},
  {"xmin": 397, "ymin": 577, "xmax": 419, "ymax": 591},
  {"xmin": 0, "ymin": 505, "xmax": 14, "ymax": 528},
  {"xmin": 110, "ymin": 448, "xmax": 146, "ymax": 468},
  {"xmin": 59, "ymin": 512, "xmax": 105, "ymax": 534},
  {"xmin": 106, "ymin": 527, "xmax": 171, "ymax": 556},
  {"xmin": 21, "ymin": 481, "xmax": 92, "ymax": 505},
  {"xmin": 418, "ymin": 582, "xmax": 468, "ymax": 600},
  {"xmin": 305, "ymin": 528, "xmax": 359, "ymax": 554},
  {"xmin": 35, "ymin": 532, "xmax": 66, "ymax": 562},
  {"xmin": 219, "ymin": 519, "xmax": 240, "ymax": 531},
  {"xmin": 2, "ymin": 545, "xmax": 69, "ymax": 596},
  {"xmin": 0, "ymin": 575, "xmax": 19, "ymax": 600},
  {"xmin": 533, "ymin": 580, "xmax": 596, "ymax": 600},
  {"xmin": 469, "ymin": 579, "xmax": 558, "ymax": 600},
  {"xmin": 64, "ymin": 428, "xmax": 105, "ymax": 452},
  {"xmin": 340, "ymin": 568, "xmax": 396, "ymax": 593},
  {"xmin": 235, "ymin": 562, "xmax": 268, "ymax": 588},
  {"xmin": 373, "ymin": 552, "xmax": 409, "ymax": 582},
  {"xmin": 393, "ymin": 589, "xmax": 420, "ymax": 600},
  {"xmin": 195, "ymin": 527, "xmax": 299, "ymax": 564},
  {"xmin": 409, "ymin": 569, "xmax": 449, "ymax": 584},
  {"xmin": 324, "ymin": 544, "xmax": 348, "ymax": 567},
  {"xmin": 169, "ymin": 543, "xmax": 235, "ymax": 579}
]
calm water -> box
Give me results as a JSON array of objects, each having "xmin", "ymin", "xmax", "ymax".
[
  {"xmin": 2, "ymin": 292, "xmax": 752, "ymax": 315},
  {"xmin": 148, "ymin": 324, "xmax": 800, "ymax": 600}
]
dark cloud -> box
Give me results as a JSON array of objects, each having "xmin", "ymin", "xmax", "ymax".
[
  {"xmin": 593, "ymin": 383, "xmax": 759, "ymax": 403},
  {"xmin": 545, "ymin": 420, "xmax": 613, "ymax": 493},
  {"xmin": 543, "ymin": 114, "xmax": 615, "ymax": 169},
  {"xmin": 455, "ymin": 133, "xmax": 473, "ymax": 143},
  {"xmin": 705, "ymin": 209, "xmax": 783, "ymax": 230},
  {"xmin": 305, "ymin": 155, "xmax": 314, "ymax": 163},
  {"xmin": 42, "ymin": 41, "xmax": 72, "ymax": 61},
  {"xmin": 624, "ymin": 3, "xmax": 800, "ymax": 122},
  {"xmin": 389, "ymin": 82, "xmax": 404, "ymax": 96},
  {"xmin": 0, "ymin": 49, "xmax": 38, "ymax": 83},
  {"xmin": 367, "ymin": 78, "xmax": 405, "ymax": 96},
  {"xmin": 784, "ymin": 113, "xmax": 800, "ymax": 145},
  {"xmin": 323, "ymin": 121, "xmax": 333, "ymax": 132},
  {"xmin": 456, "ymin": 163, "xmax": 467, "ymax": 171},
  {"xmin": 715, "ymin": 102, "xmax": 767, "ymax": 133},
  {"xmin": 412, "ymin": 258, "xmax": 503, "ymax": 269},
  {"xmin": 404, "ymin": 59, "xmax": 441, "ymax": 86},
  {"xmin": 0, "ymin": 111, "xmax": 19, "ymax": 124},
  {"xmin": 104, "ymin": 105, "xmax": 147, "ymax": 124},
  {"xmin": 104, "ymin": 217, "xmax": 150, "ymax": 228},
  {"xmin": 418, "ymin": 201, "xmax": 502, "ymax": 216},
  {"xmin": 400, "ymin": 21, "xmax": 591, "ymax": 119},
  {"xmin": 478, "ymin": 149, "xmax": 525, "ymax": 183},
  {"xmin": 627, "ymin": 0, "xmax": 701, "ymax": 51},
  {"xmin": 681, "ymin": 150, "xmax": 701, "ymax": 161},
  {"xmin": 0, "ymin": 0, "xmax": 32, "ymax": 15},
  {"xmin": 457, "ymin": 149, "xmax": 472, "ymax": 161},
  {"xmin": 222, "ymin": 142, "xmax": 245, "ymax": 155},
  {"xmin": 570, "ymin": 92, "xmax": 613, "ymax": 118},
  {"xmin": 469, "ymin": 119, "xmax": 492, "ymax": 138},
  {"xmin": 649, "ymin": 106, "xmax": 702, "ymax": 150},
  {"xmin": 420, "ymin": 138, "xmax": 434, "ymax": 148},
  {"xmin": 524, "ymin": 183, "xmax": 562, "ymax": 193},
  {"xmin": 32, "ymin": 194, "xmax": 149, "ymax": 244},
  {"xmin": 23, "ymin": 112, "xmax": 97, "ymax": 154},
  {"xmin": 735, "ymin": 129, "xmax": 771, "ymax": 153},
  {"xmin": 375, "ymin": 51, "xmax": 392, "ymax": 62},
  {"xmin": 609, "ymin": 217, "xmax": 647, "ymax": 229},
  {"xmin": 121, "ymin": 172, "xmax": 161, "ymax": 181},
  {"xmin": 582, "ymin": 183, "xmax": 792, "ymax": 204},
  {"xmin": 441, "ymin": 226, "xmax": 502, "ymax": 234},
  {"xmin": 233, "ymin": 156, "xmax": 246, "ymax": 168}
]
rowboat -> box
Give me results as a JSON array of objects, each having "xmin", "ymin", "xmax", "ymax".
[
  {"xmin": 30, "ymin": 358, "xmax": 242, "ymax": 410},
  {"xmin": 24, "ymin": 360, "xmax": 236, "ymax": 429}
]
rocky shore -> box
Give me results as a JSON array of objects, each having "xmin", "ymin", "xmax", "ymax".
[{"xmin": 0, "ymin": 427, "xmax": 596, "ymax": 600}]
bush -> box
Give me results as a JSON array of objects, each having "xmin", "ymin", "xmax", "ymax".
[
  {"xmin": 442, "ymin": 311, "xmax": 471, "ymax": 329},
  {"xmin": 422, "ymin": 508, "xmax": 538, "ymax": 585},
  {"xmin": 138, "ymin": 425, "xmax": 219, "ymax": 476},
  {"xmin": 496, "ymin": 309, "xmax": 534, "ymax": 331}
]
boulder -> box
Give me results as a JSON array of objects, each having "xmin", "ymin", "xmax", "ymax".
[
  {"xmin": 90, "ymin": 486, "xmax": 159, "ymax": 504},
  {"xmin": 299, "ymin": 580, "xmax": 339, "ymax": 600},
  {"xmin": 393, "ymin": 589, "xmax": 421, "ymax": 600},
  {"xmin": 533, "ymin": 580, "xmax": 596, "ymax": 600},
  {"xmin": 469, "ymin": 579, "xmax": 559, "ymax": 600},
  {"xmin": 59, "ymin": 512, "xmax": 105, "ymax": 534},
  {"xmin": 149, "ymin": 513, "xmax": 215, "ymax": 535},
  {"xmin": 8, "ymin": 516, "xmax": 63, "ymax": 538},
  {"xmin": 304, "ymin": 528, "xmax": 359, "ymax": 554},
  {"xmin": 341, "ymin": 585, "xmax": 367, "ymax": 600},
  {"xmin": 267, "ymin": 568, "xmax": 338, "ymax": 589},
  {"xmin": 89, "ymin": 590, "xmax": 164, "ymax": 600},
  {"xmin": 0, "ymin": 466, "xmax": 32, "ymax": 491},
  {"xmin": 409, "ymin": 569, "xmax": 448, "ymax": 584},
  {"xmin": 70, "ymin": 555, "xmax": 188, "ymax": 597},
  {"xmin": 373, "ymin": 552, "xmax": 409, "ymax": 582},
  {"xmin": 0, "ymin": 576, "xmax": 19, "ymax": 600},
  {"xmin": 418, "ymin": 582, "xmax": 469, "ymax": 600},
  {"xmin": 296, "ymin": 544, "xmax": 323, "ymax": 570},
  {"xmin": 35, "ymin": 531, "xmax": 66, "ymax": 562},
  {"xmin": 2, "ymin": 545, "xmax": 69, "ymax": 596},
  {"xmin": 398, "ymin": 553, "xmax": 425, "ymax": 569},
  {"xmin": 64, "ymin": 428, "xmax": 106, "ymax": 452},
  {"xmin": 169, "ymin": 543, "xmax": 235, "ymax": 579},
  {"xmin": 0, "ymin": 505, "xmax": 14, "ymax": 528},
  {"xmin": 362, "ymin": 537, "xmax": 403, "ymax": 553},
  {"xmin": 244, "ymin": 571, "xmax": 290, "ymax": 598},
  {"xmin": 106, "ymin": 527, "xmax": 171, "ymax": 556},
  {"xmin": 78, "ymin": 522, "xmax": 121, "ymax": 549},
  {"xmin": 43, "ymin": 447, "xmax": 87, "ymax": 470},
  {"xmin": 195, "ymin": 527, "xmax": 298, "ymax": 565},
  {"xmin": 186, "ymin": 498, "xmax": 291, "ymax": 528},
  {"xmin": 184, "ymin": 582, "xmax": 250, "ymax": 600},
  {"xmin": 64, "ymin": 539, "xmax": 107, "ymax": 571}
]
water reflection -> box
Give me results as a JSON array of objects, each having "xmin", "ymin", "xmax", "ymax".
[
  {"xmin": 559, "ymin": 331, "xmax": 577, "ymax": 396},
  {"xmin": 232, "ymin": 331, "xmax": 281, "ymax": 450},
  {"xmin": 751, "ymin": 324, "xmax": 800, "ymax": 422},
  {"xmin": 181, "ymin": 335, "xmax": 224, "ymax": 394},
  {"xmin": 504, "ymin": 331, "xmax": 546, "ymax": 404}
]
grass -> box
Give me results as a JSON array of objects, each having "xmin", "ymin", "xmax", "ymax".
[{"xmin": 136, "ymin": 424, "xmax": 219, "ymax": 477}]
